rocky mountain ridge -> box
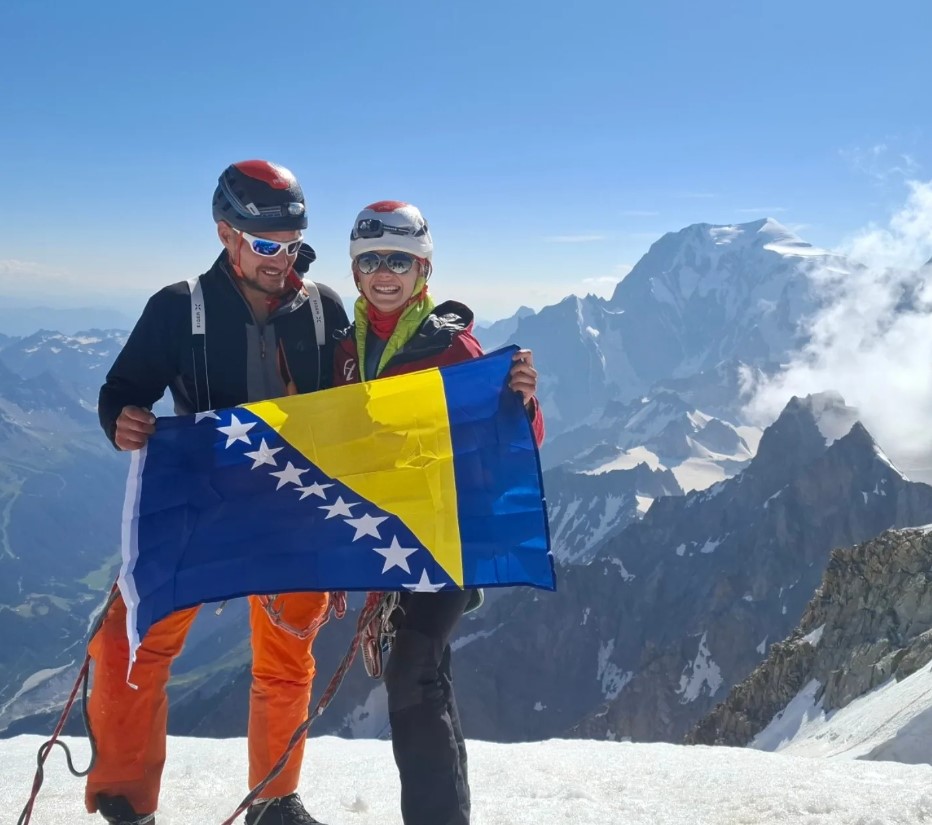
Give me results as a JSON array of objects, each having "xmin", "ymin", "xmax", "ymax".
[{"xmin": 687, "ymin": 526, "xmax": 932, "ymax": 750}]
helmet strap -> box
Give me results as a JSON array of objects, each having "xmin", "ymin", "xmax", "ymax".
[{"xmin": 230, "ymin": 233, "xmax": 246, "ymax": 279}]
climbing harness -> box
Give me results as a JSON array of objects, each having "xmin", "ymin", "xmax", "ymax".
[
  {"xmin": 259, "ymin": 591, "xmax": 347, "ymax": 640},
  {"xmin": 361, "ymin": 591, "xmax": 402, "ymax": 679}
]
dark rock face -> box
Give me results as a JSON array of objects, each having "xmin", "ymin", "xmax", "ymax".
[
  {"xmin": 688, "ymin": 528, "xmax": 932, "ymax": 748},
  {"xmin": 544, "ymin": 463, "xmax": 683, "ymax": 565}
]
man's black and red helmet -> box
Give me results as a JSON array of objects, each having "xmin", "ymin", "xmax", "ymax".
[{"xmin": 212, "ymin": 160, "xmax": 307, "ymax": 232}]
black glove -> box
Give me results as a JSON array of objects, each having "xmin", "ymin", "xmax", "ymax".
[{"xmin": 294, "ymin": 243, "xmax": 317, "ymax": 275}]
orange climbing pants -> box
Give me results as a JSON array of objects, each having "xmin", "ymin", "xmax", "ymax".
[{"xmin": 84, "ymin": 590, "xmax": 330, "ymax": 816}]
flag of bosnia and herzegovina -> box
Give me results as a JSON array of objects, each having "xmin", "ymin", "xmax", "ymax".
[{"xmin": 119, "ymin": 345, "xmax": 554, "ymax": 659}]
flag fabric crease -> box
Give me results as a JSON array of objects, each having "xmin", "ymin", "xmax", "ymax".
[{"xmin": 119, "ymin": 346, "xmax": 554, "ymax": 661}]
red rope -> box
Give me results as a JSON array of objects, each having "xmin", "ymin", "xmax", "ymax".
[
  {"xmin": 15, "ymin": 587, "xmax": 373, "ymax": 825},
  {"xmin": 219, "ymin": 595, "xmax": 384, "ymax": 825},
  {"xmin": 17, "ymin": 583, "xmax": 118, "ymax": 825},
  {"xmin": 17, "ymin": 654, "xmax": 92, "ymax": 825}
]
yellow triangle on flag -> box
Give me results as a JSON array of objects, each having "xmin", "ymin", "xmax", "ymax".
[{"xmin": 245, "ymin": 368, "xmax": 464, "ymax": 586}]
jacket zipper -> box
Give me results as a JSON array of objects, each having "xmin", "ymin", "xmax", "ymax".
[{"xmin": 218, "ymin": 260, "xmax": 307, "ymax": 397}]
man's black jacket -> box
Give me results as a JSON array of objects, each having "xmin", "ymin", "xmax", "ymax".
[{"xmin": 98, "ymin": 253, "xmax": 348, "ymax": 446}]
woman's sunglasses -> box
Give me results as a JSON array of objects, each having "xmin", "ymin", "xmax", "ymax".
[
  {"xmin": 238, "ymin": 230, "xmax": 303, "ymax": 258},
  {"xmin": 354, "ymin": 251, "xmax": 419, "ymax": 275}
]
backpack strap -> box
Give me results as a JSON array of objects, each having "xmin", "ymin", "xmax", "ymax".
[
  {"xmin": 187, "ymin": 276, "xmax": 212, "ymax": 411},
  {"xmin": 303, "ymin": 279, "xmax": 326, "ymax": 347}
]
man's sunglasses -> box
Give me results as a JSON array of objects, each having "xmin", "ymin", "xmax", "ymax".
[
  {"xmin": 238, "ymin": 230, "xmax": 303, "ymax": 257},
  {"xmin": 354, "ymin": 251, "xmax": 419, "ymax": 275}
]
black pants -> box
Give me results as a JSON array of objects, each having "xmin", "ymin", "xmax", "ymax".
[{"xmin": 384, "ymin": 589, "xmax": 472, "ymax": 825}]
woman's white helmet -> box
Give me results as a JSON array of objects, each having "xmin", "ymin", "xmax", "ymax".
[{"xmin": 349, "ymin": 201, "xmax": 433, "ymax": 261}]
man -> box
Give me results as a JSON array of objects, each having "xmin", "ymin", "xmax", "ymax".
[{"xmin": 88, "ymin": 160, "xmax": 347, "ymax": 825}]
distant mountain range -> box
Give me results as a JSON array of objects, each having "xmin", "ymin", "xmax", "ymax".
[
  {"xmin": 0, "ymin": 330, "xmax": 127, "ymax": 409},
  {"xmin": 0, "ymin": 357, "xmax": 124, "ymax": 731},
  {"xmin": 482, "ymin": 218, "xmax": 844, "ymax": 434},
  {"xmin": 0, "ymin": 306, "xmax": 138, "ymax": 337},
  {"xmin": 468, "ymin": 219, "xmax": 860, "ymax": 496},
  {"xmin": 473, "ymin": 305, "xmax": 535, "ymax": 351}
]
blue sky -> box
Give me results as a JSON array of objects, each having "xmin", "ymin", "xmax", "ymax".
[{"xmin": 1, "ymin": 0, "xmax": 930, "ymax": 321}]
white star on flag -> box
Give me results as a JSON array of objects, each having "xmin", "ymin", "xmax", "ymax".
[
  {"xmin": 217, "ymin": 414, "xmax": 255, "ymax": 448},
  {"xmin": 296, "ymin": 481, "xmax": 333, "ymax": 501},
  {"xmin": 344, "ymin": 513, "xmax": 389, "ymax": 541},
  {"xmin": 269, "ymin": 461, "xmax": 308, "ymax": 489},
  {"xmin": 243, "ymin": 438, "xmax": 283, "ymax": 469},
  {"xmin": 195, "ymin": 411, "xmax": 220, "ymax": 423},
  {"xmin": 373, "ymin": 536, "xmax": 418, "ymax": 573},
  {"xmin": 320, "ymin": 496, "xmax": 359, "ymax": 519},
  {"xmin": 403, "ymin": 569, "xmax": 446, "ymax": 593}
]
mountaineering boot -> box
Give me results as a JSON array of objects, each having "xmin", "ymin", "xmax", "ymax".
[
  {"xmin": 96, "ymin": 793, "xmax": 156, "ymax": 824},
  {"xmin": 244, "ymin": 793, "xmax": 327, "ymax": 825}
]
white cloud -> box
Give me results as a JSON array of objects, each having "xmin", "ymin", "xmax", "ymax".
[
  {"xmin": 0, "ymin": 259, "xmax": 81, "ymax": 292},
  {"xmin": 845, "ymin": 181, "xmax": 932, "ymax": 270},
  {"xmin": 0, "ymin": 259, "xmax": 46, "ymax": 276},
  {"xmin": 840, "ymin": 143, "xmax": 921, "ymax": 183},
  {"xmin": 743, "ymin": 180, "xmax": 932, "ymax": 476},
  {"xmin": 581, "ymin": 265, "xmax": 626, "ymax": 289},
  {"xmin": 576, "ymin": 264, "xmax": 633, "ymax": 297},
  {"xmin": 544, "ymin": 234, "xmax": 606, "ymax": 243}
]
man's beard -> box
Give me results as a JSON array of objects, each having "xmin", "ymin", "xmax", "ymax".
[{"xmin": 242, "ymin": 268, "xmax": 287, "ymax": 296}]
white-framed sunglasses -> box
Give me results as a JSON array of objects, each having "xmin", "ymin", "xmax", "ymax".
[{"xmin": 238, "ymin": 230, "xmax": 303, "ymax": 257}]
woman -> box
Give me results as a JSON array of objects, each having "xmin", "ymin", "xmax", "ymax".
[{"xmin": 333, "ymin": 201, "xmax": 544, "ymax": 825}]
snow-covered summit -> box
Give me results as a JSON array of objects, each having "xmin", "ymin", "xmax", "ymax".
[
  {"xmin": 709, "ymin": 217, "xmax": 829, "ymax": 255},
  {"xmin": 3, "ymin": 328, "xmax": 126, "ymax": 371},
  {"xmin": 0, "ymin": 328, "xmax": 128, "ymax": 409},
  {"xmin": 608, "ymin": 217, "xmax": 836, "ymax": 317},
  {"xmin": 505, "ymin": 219, "xmax": 848, "ymax": 436}
]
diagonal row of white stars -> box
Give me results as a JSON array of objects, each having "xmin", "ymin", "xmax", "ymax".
[{"xmin": 196, "ymin": 411, "xmax": 444, "ymax": 592}]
